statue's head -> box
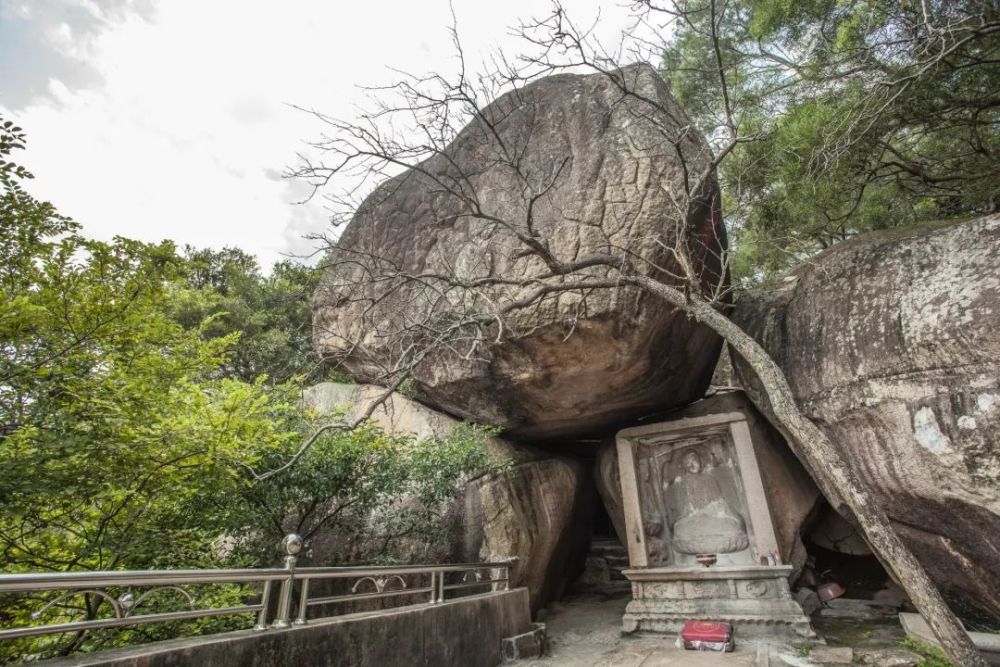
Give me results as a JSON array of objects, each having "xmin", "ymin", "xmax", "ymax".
[{"xmin": 681, "ymin": 449, "xmax": 702, "ymax": 474}]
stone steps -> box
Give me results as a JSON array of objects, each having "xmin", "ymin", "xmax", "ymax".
[
  {"xmin": 590, "ymin": 538, "xmax": 626, "ymax": 554},
  {"xmin": 589, "ymin": 539, "xmax": 629, "ymax": 580},
  {"xmin": 571, "ymin": 538, "xmax": 632, "ymax": 593}
]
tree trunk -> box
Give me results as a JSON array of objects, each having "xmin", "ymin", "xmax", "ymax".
[{"xmin": 630, "ymin": 276, "xmax": 985, "ymax": 667}]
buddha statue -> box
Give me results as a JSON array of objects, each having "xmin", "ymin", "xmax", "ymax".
[{"xmin": 665, "ymin": 449, "xmax": 749, "ymax": 555}]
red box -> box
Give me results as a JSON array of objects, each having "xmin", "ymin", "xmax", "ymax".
[{"xmin": 681, "ymin": 620, "xmax": 734, "ymax": 652}]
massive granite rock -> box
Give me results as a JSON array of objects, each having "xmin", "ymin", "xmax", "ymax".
[
  {"xmin": 302, "ymin": 383, "xmax": 591, "ymax": 612},
  {"xmin": 312, "ymin": 63, "xmax": 726, "ymax": 439},
  {"xmin": 595, "ymin": 391, "xmax": 821, "ymax": 580},
  {"xmin": 732, "ymin": 215, "xmax": 1000, "ymax": 620}
]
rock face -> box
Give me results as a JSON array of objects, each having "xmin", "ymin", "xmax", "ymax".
[
  {"xmin": 312, "ymin": 64, "xmax": 726, "ymax": 439},
  {"xmin": 462, "ymin": 456, "xmax": 593, "ymax": 613},
  {"xmin": 595, "ymin": 391, "xmax": 822, "ymax": 580},
  {"xmin": 302, "ymin": 383, "xmax": 591, "ymax": 612},
  {"xmin": 732, "ymin": 215, "xmax": 1000, "ymax": 620}
]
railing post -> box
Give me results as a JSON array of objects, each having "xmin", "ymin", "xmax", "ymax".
[
  {"xmin": 294, "ymin": 578, "xmax": 309, "ymax": 626},
  {"xmin": 254, "ymin": 580, "xmax": 273, "ymax": 631},
  {"xmin": 428, "ymin": 572, "xmax": 437, "ymax": 604},
  {"xmin": 436, "ymin": 570, "xmax": 445, "ymax": 603},
  {"xmin": 272, "ymin": 533, "xmax": 302, "ymax": 629}
]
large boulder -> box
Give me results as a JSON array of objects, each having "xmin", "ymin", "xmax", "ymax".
[
  {"xmin": 312, "ymin": 63, "xmax": 726, "ymax": 440},
  {"xmin": 595, "ymin": 391, "xmax": 821, "ymax": 580},
  {"xmin": 302, "ymin": 383, "xmax": 591, "ymax": 612},
  {"xmin": 732, "ymin": 215, "xmax": 1000, "ymax": 620}
]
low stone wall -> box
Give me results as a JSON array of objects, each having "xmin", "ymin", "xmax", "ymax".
[{"xmin": 42, "ymin": 589, "xmax": 536, "ymax": 667}]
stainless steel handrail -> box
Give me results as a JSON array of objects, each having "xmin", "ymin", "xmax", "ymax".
[
  {"xmin": 0, "ymin": 533, "xmax": 515, "ymax": 645},
  {"xmin": 0, "ymin": 569, "xmax": 291, "ymax": 592}
]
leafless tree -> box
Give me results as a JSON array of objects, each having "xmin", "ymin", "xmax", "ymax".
[{"xmin": 286, "ymin": 2, "xmax": 986, "ymax": 663}]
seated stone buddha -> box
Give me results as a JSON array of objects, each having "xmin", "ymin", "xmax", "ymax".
[{"xmin": 666, "ymin": 449, "xmax": 749, "ymax": 555}]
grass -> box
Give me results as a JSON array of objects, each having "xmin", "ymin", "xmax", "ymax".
[
  {"xmin": 793, "ymin": 643, "xmax": 814, "ymax": 658},
  {"xmin": 900, "ymin": 636, "xmax": 953, "ymax": 667}
]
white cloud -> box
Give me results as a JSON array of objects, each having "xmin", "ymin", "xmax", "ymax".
[{"xmin": 3, "ymin": 0, "xmax": 656, "ymax": 269}]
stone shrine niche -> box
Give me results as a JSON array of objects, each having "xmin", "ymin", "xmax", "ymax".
[
  {"xmin": 635, "ymin": 427, "xmax": 756, "ymax": 568},
  {"xmin": 616, "ymin": 412, "xmax": 813, "ymax": 638}
]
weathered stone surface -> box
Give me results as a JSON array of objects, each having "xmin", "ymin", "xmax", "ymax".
[
  {"xmin": 855, "ymin": 647, "xmax": 921, "ymax": 667},
  {"xmin": 732, "ymin": 215, "xmax": 1000, "ymax": 621},
  {"xmin": 596, "ymin": 391, "xmax": 821, "ymax": 579},
  {"xmin": 501, "ymin": 622, "xmax": 547, "ymax": 662},
  {"xmin": 463, "ymin": 453, "xmax": 593, "ymax": 613},
  {"xmin": 302, "ymin": 382, "xmax": 591, "ymax": 611},
  {"xmin": 795, "ymin": 587, "xmax": 821, "ymax": 617},
  {"xmin": 809, "ymin": 646, "xmax": 854, "ymax": 664},
  {"xmin": 809, "ymin": 505, "xmax": 871, "ymax": 556},
  {"xmin": 312, "ymin": 63, "xmax": 726, "ymax": 440}
]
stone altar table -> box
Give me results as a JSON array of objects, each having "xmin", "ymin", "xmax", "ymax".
[{"xmin": 615, "ymin": 412, "xmax": 813, "ymax": 637}]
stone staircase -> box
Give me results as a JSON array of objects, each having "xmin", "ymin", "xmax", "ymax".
[{"xmin": 572, "ymin": 537, "xmax": 632, "ymax": 595}]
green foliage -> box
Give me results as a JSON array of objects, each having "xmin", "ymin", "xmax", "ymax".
[
  {"xmin": 0, "ymin": 219, "xmax": 299, "ymax": 576},
  {"xmin": 0, "ymin": 121, "xmax": 303, "ymax": 659},
  {"xmin": 223, "ymin": 420, "xmax": 508, "ymax": 565},
  {"xmin": 901, "ymin": 636, "xmax": 954, "ymax": 667},
  {"xmin": 0, "ymin": 116, "xmax": 500, "ymax": 661},
  {"xmin": 662, "ymin": 0, "xmax": 999, "ymax": 282},
  {"xmin": 167, "ymin": 246, "xmax": 341, "ymax": 385}
]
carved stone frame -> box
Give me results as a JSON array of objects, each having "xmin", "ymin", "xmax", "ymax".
[{"xmin": 616, "ymin": 412, "xmax": 781, "ymax": 568}]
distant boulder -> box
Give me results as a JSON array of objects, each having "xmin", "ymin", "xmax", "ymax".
[
  {"xmin": 733, "ymin": 214, "xmax": 1000, "ymax": 621},
  {"xmin": 312, "ymin": 63, "xmax": 726, "ymax": 439}
]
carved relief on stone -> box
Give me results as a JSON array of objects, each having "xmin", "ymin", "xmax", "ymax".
[
  {"xmin": 667, "ymin": 448, "xmax": 748, "ymax": 556},
  {"xmin": 682, "ymin": 580, "xmax": 732, "ymax": 599},
  {"xmin": 635, "ymin": 428, "xmax": 754, "ymax": 565},
  {"xmin": 740, "ymin": 580, "xmax": 771, "ymax": 599}
]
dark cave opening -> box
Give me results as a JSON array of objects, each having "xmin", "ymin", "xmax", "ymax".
[{"xmin": 591, "ymin": 496, "xmax": 615, "ymax": 540}]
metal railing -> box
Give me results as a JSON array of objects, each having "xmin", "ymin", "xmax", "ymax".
[{"xmin": 0, "ymin": 534, "xmax": 513, "ymax": 643}]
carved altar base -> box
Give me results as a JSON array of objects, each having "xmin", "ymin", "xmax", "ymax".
[
  {"xmin": 622, "ymin": 565, "xmax": 813, "ymax": 637},
  {"xmin": 616, "ymin": 412, "xmax": 814, "ymax": 638}
]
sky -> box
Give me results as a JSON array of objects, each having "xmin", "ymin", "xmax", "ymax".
[{"xmin": 1, "ymin": 0, "xmax": 658, "ymax": 269}]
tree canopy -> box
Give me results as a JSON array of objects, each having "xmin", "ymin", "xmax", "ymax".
[
  {"xmin": 168, "ymin": 245, "xmax": 334, "ymax": 386},
  {"xmin": 658, "ymin": 0, "xmax": 999, "ymax": 279}
]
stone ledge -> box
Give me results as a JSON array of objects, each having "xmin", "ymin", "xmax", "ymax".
[{"xmin": 623, "ymin": 565, "xmax": 794, "ymax": 581}]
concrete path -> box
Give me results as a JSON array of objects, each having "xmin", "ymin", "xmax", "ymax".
[
  {"xmin": 521, "ymin": 594, "xmax": 766, "ymax": 666},
  {"xmin": 522, "ymin": 593, "xmax": 923, "ymax": 667}
]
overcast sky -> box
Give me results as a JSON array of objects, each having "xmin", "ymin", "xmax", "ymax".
[{"xmin": 1, "ymin": 0, "xmax": 657, "ymax": 268}]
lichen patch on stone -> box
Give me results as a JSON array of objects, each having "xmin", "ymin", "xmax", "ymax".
[
  {"xmin": 912, "ymin": 406, "xmax": 953, "ymax": 453},
  {"xmin": 976, "ymin": 392, "xmax": 998, "ymax": 414}
]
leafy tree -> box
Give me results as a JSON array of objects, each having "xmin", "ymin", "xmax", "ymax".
[
  {"xmin": 0, "ymin": 115, "xmax": 304, "ymax": 659},
  {"xmin": 222, "ymin": 420, "xmax": 507, "ymax": 565},
  {"xmin": 659, "ymin": 0, "xmax": 999, "ymax": 280},
  {"xmin": 168, "ymin": 246, "xmax": 335, "ymax": 385},
  {"xmin": 0, "ymin": 116, "xmax": 501, "ymax": 661}
]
